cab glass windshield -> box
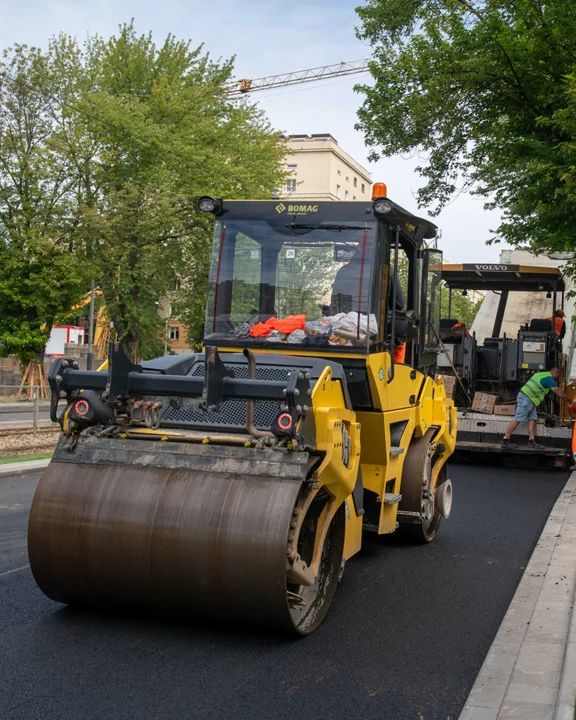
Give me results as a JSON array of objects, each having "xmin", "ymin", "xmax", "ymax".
[{"xmin": 205, "ymin": 216, "xmax": 377, "ymax": 350}]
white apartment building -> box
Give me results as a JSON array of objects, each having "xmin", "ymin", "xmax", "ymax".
[{"xmin": 282, "ymin": 134, "xmax": 372, "ymax": 202}]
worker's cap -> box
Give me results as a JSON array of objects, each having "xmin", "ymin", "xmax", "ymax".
[{"xmin": 556, "ymin": 308, "xmax": 565, "ymax": 317}]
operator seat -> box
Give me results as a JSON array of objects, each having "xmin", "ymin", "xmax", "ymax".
[
  {"xmin": 440, "ymin": 319, "xmax": 469, "ymax": 342},
  {"xmin": 529, "ymin": 319, "xmax": 553, "ymax": 332}
]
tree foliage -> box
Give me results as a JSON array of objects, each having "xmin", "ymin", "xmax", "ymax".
[
  {"xmin": 0, "ymin": 46, "xmax": 87, "ymax": 365},
  {"xmin": 356, "ymin": 0, "xmax": 576, "ymax": 261},
  {"xmin": 0, "ymin": 24, "xmax": 287, "ymax": 362},
  {"xmin": 441, "ymin": 289, "xmax": 483, "ymax": 327},
  {"xmin": 397, "ymin": 252, "xmax": 481, "ymax": 327},
  {"xmin": 54, "ymin": 23, "xmax": 287, "ymax": 358}
]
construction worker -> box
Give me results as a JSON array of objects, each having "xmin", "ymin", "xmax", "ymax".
[
  {"xmin": 501, "ymin": 368, "xmax": 573, "ymax": 449},
  {"xmin": 547, "ymin": 308, "xmax": 566, "ymax": 340},
  {"xmin": 394, "ymin": 343, "xmax": 406, "ymax": 363},
  {"xmin": 330, "ymin": 236, "xmax": 405, "ymax": 314}
]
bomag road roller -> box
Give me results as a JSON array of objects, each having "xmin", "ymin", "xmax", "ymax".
[{"xmin": 28, "ymin": 187, "xmax": 457, "ymax": 635}]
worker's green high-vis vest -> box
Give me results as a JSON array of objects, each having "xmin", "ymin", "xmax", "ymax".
[{"xmin": 521, "ymin": 371, "xmax": 553, "ymax": 406}]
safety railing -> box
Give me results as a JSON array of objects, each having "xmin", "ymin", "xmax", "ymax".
[{"xmin": 0, "ymin": 385, "xmax": 52, "ymax": 439}]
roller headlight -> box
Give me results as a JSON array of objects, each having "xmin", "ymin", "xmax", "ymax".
[
  {"xmin": 374, "ymin": 199, "xmax": 393, "ymax": 215},
  {"xmin": 198, "ymin": 196, "xmax": 222, "ymax": 214}
]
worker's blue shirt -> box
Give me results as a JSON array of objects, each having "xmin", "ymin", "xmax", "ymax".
[{"xmin": 540, "ymin": 376, "xmax": 558, "ymax": 390}]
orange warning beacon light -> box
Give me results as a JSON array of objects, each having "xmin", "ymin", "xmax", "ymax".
[{"xmin": 371, "ymin": 182, "xmax": 387, "ymax": 201}]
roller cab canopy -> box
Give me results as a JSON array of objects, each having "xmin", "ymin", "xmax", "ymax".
[
  {"xmin": 202, "ymin": 199, "xmax": 439, "ymax": 355},
  {"xmin": 442, "ymin": 263, "xmax": 564, "ymax": 293},
  {"xmin": 211, "ymin": 199, "xmax": 438, "ymax": 246}
]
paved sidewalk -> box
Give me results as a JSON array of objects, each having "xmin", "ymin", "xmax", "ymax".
[
  {"xmin": 0, "ymin": 459, "xmax": 50, "ymax": 477},
  {"xmin": 460, "ymin": 471, "xmax": 576, "ymax": 720}
]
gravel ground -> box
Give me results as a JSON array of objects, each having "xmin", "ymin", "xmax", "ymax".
[{"xmin": 0, "ymin": 430, "xmax": 58, "ymax": 454}]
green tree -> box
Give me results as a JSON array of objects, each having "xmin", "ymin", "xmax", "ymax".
[
  {"xmin": 356, "ymin": 0, "xmax": 576, "ymax": 260},
  {"xmin": 53, "ymin": 24, "xmax": 286, "ymax": 358},
  {"xmin": 395, "ymin": 252, "xmax": 481, "ymax": 328},
  {"xmin": 441, "ymin": 289, "xmax": 483, "ymax": 327},
  {"xmin": 0, "ymin": 45, "xmax": 87, "ymax": 366}
]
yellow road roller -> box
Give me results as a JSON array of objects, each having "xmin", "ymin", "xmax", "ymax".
[{"xmin": 28, "ymin": 190, "xmax": 457, "ymax": 634}]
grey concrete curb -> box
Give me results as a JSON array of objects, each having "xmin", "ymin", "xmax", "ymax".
[
  {"xmin": 554, "ymin": 492, "xmax": 576, "ymax": 720},
  {"xmin": 459, "ymin": 471, "xmax": 576, "ymax": 720},
  {"xmin": 0, "ymin": 459, "xmax": 50, "ymax": 477}
]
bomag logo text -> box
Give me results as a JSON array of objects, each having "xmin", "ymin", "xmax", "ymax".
[
  {"xmin": 287, "ymin": 204, "xmax": 318, "ymax": 213},
  {"xmin": 275, "ymin": 203, "xmax": 319, "ymax": 215}
]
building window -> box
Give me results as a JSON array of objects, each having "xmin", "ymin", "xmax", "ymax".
[
  {"xmin": 353, "ymin": 195, "xmax": 356, "ymax": 201},
  {"xmin": 346, "ymin": 176, "xmax": 349, "ymax": 182},
  {"xmin": 336, "ymin": 184, "xmax": 341, "ymax": 199},
  {"xmin": 286, "ymin": 179, "xmax": 297, "ymax": 192},
  {"xmin": 169, "ymin": 326, "xmax": 179, "ymax": 341},
  {"xmin": 345, "ymin": 190, "xmax": 349, "ymax": 200},
  {"xmin": 354, "ymin": 177, "xmax": 357, "ymax": 188},
  {"xmin": 337, "ymin": 169, "xmax": 342, "ymax": 175},
  {"xmin": 361, "ymin": 183, "xmax": 366, "ymax": 194},
  {"xmin": 287, "ymin": 163, "xmax": 297, "ymax": 169}
]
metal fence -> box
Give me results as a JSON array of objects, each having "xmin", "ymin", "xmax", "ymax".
[{"xmin": 0, "ymin": 384, "xmax": 51, "ymax": 439}]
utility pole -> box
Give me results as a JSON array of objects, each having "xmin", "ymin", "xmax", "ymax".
[
  {"xmin": 87, "ymin": 277, "xmax": 95, "ymax": 370},
  {"xmin": 160, "ymin": 302, "xmax": 171, "ymax": 356}
]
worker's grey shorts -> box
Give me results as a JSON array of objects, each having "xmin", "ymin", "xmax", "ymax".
[{"xmin": 515, "ymin": 392, "xmax": 538, "ymax": 422}]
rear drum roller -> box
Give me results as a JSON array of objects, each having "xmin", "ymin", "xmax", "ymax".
[{"xmin": 398, "ymin": 432, "xmax": 442, "ymax": 543}]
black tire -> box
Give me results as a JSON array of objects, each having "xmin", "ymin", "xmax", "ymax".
[
  {"xmin": 286, "ymin": 499, "xmax": 345, "ymax": 634},
  {"xmin": 398, "ymin": 431, "xmax": 442, "ymax": 544},
  {"xmin": 403, "ymin": 507, "xmax": 442, "ymax": 544}
]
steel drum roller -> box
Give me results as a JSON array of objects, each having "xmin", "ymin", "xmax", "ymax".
[{"xmin": 28, "ymin": 439, "xmax": 345, "ymax": 633}]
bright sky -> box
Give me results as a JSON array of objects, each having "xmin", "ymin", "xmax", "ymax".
[{"xmin": 1, "ymin": 0, "xmax": 503, "ymax": 262}]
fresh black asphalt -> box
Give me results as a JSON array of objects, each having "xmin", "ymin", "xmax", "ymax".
[
  {"xmin": 0, "ymin": 464, "xmax": 569, "ymax": 720},
  {"xmin": 0, "ymin": 472, "xmax": 38, "ymax": 574}
]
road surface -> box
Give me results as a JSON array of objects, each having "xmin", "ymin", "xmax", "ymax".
[{"xmin": 0, "ymin": 464, "xmax": 568, "ymax": 720}]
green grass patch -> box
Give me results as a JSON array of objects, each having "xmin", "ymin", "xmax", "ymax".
[{"xmin": 0, "ymin": 452, "xmax": 53, "ymax": 465}]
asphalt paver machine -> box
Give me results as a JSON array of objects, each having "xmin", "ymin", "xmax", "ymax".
[
  {"xmin": 28, "ymin": 194, "xmax": 457, "ymax": 634},
  {"xmin": 440, "ymin": 263, "xmax": 572, "ymax": 467}
]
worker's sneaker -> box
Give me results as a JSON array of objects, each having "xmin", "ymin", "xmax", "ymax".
[
  {"xmin": 501, "ymin": 438, "xmax": 517, "ymax": 449},
  {"xmin": 528, "ymin": 439, "xmax": 545, "ymax": 449}
]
